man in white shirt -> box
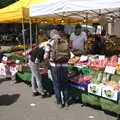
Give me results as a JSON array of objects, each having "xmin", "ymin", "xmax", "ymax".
[{"xmin": 70, "ymin": 25, "xmax": 87, "ymax": 52}]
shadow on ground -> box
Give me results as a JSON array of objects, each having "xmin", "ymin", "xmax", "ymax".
[
  {"xmin": 0, "ymin": 78, "xmax": 11, "ymax": 85},
  {"xmin": 0, "ymin": 94, "xmax": 20, "ymax": 106}
]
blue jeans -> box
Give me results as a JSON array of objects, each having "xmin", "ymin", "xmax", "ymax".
[{"xmin": 51, "ymin": 65, "xmax": 69, "ymax": 104}]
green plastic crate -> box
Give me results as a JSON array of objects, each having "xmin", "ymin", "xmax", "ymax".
[
  {"xmin": 82, "ymin": 93, "xmax": 101, "ymax": 107},
  {"xmin": 100, "ymin": 98, "xmax": 120, "ymax": 114}
]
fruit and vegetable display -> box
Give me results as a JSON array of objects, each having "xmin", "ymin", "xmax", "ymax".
[
  {"xmin": 15, "ymin": 45, "xmax": 28, "ymax": 50},
  {"xmin": 88, "ymin": 35, "xmax": 120, "ymax": 52},
  {"xmin": 69, "ymin": 54, "xmax": 120, "ymax": 102},
  {"xmin": 68, "ymin": 56, "xmax": 80, "ymax": 65},
  {"xmin": 70, "ymin": 75, "xmax": 92, "ymax": 84},
  {"xmin": 105, "ymin": 81, "xmax": 120, "ymax": 91},
  {"xmin": 116, "ymin": 64, "xmax": 120, "ymax": 75}
]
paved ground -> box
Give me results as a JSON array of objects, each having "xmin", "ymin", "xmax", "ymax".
[{"xmin": 0, "ymin": 80, "xmax": 118, "ymax": 120}]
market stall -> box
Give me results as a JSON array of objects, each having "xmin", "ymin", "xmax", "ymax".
[
  {"xmin": 29, "ymin": 0, "xmax": 120, "ymax": 52},
  {"xmin": 29, "ymin": 0, "xmax": 120, "ymax": 114},
  {"xmin": 15, "ymin": 54, "xmax": 120, "ymax": 114},
  {"xmin": 0, "ymin": 0, "xmax": 51, "ymax": 78},
  {"xmin": 0, "ymin": 0, "xmax": 50, "ymax": 52},
  {"xmin": 1, "ymin": 0, "xmax": 120, "ymax": 114},
  {"xmin": 68, "ymin": 55, "xmax": 120, "ymax": 114}
]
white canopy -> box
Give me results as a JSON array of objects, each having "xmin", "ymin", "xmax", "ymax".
[{"xmin": 30, "ymin": 0, "xmax": 120, "ymax": 22}]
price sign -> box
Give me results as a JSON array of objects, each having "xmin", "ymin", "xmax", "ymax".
[
  {"xmin": 80, "ymin": 55, "xmax": 88, "ymax": 62},
  {"xmin": 104, "ymin": 66, "xmax": 116, "ymax": 74},
  {"xmin": 0, "ymin": 63, "xmax": 6, "ymax": 76},
  {"xmin": 99, "ymin": 55, "xmax": 105, "ymax": 60},
  {"xmin": 70, "ymin": 52, "xmax": 75, "ymax": 58},
  {"xmin": 10, "ymin": 67, "xmax": 17, "ymax": 76},
  {"xmin": 118, "ymin": 58, "xmax": 120, "ymax": 64}
]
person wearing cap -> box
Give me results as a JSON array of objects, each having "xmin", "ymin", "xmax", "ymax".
[
  {"xmin": 44, "ymin": 29, "xmax": 69, "ymax": 109},
  {"xmin": 70, "ymin": 24, "xmax": 87, "ymax": 55},
  {"xmin": 37, "ymin": 29, "xmax": 48, "ymax": 44},
  {"xmin": 29, "ymin": 46, "xmax": 46, "ymax": 97}
]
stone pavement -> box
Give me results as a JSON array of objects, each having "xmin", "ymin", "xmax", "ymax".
[{"xmin": 0, "ymin": 80, "xmax": 117, "ymax": 120}]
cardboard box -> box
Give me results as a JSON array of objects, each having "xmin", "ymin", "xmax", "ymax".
[
  {"xmin": 88, "ymin": 83, "xmax": 104, "ymax": 96},
  {"xmin": 102, "ymin": 86, "xmax": 119, "ymax": 101}
]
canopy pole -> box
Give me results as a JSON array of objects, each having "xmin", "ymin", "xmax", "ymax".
[
  {"xmin": 86, "ymin": 13, "xmax": 88, "ymax": 35},
  {"xmin": 22, "ymin": 18, "xmax": 26, "ymax": 52},
  {"xmin": 86, "ymin": 24, "xmax": 88, "ymax": 34},
  {"xmin": 29, "ymin": 18, "xmax": 32, "ymax": 49},
  {"xmin": 35, "ymin": 24, "xmax": 38, "ymax": 44}
]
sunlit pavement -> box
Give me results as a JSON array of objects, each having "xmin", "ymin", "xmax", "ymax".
[{"xmin": 0, "ymin": 80, "xmax": 117, "ymax": 120}]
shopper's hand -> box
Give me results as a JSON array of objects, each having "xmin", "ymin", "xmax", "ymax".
[{"xmin": 44, "ymin": 53, "xmax": 49, "ymax": 60}]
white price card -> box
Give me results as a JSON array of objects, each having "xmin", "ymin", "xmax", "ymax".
[
  {"xmin": 99, "ymin": 55, "xmax": 105, "ymax": 60},
  {"xmin": 10, "ymin": 67, "xmax": 17, "ymax": 76},
  {"xmin": 0, "ymin": 63, "xmax": 6, "ymax": 76},
  {"xmin": 80, "ymin": 55, "xmax": 88, "ymax": 62},
  {"xmin": 104, "ymin": 66, "xmax": 116, "ymax": 74},
  {"xmin": 118, "ymin": 58, "xmax": 120, "ymax": 64},
  {"xmin": 70, "ymin": 52, "xmax": 75, "ymax": 58}
]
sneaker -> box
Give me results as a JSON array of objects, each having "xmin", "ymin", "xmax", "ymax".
[
  {"xmin": 64, "ymin": 102, "xmax": 69, "ymax": 107},
  {"xmin": 46, "ymin": 91, "xmax": 51, "ymax": 97},
  {"xmin": 40, "ymin": 92, "xmax": 47, "ymax": 98},
  {"xmin": 32, "ymin": 92, "xmax": 40, "ymax": 97},
  {"xmin": 57, "ymin": 104, "xmax": 63, "ymax": 109}
]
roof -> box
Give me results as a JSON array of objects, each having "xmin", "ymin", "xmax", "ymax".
[
  {"xmin": 30, "ymin": 0, "xmax": 120, "ymax": 24},
  {"xmin": 0, "ymin": 0, "xmax": 48, "ymax": 23}
]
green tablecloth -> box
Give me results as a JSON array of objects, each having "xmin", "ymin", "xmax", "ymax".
[
  {"xmin": 16, "ymin": 72, "xmax": 31, "ymax": 82},
  {"xmin": 16, "ymin": 72, "xmax": 53, "ymax": 93},
  {"xmin": 82, "ymin": 93, "xmax": 101, "ymax": 107}
]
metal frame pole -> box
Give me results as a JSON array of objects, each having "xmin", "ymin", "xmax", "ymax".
[
  {"xmin": 36, "ymin": 24, "xmax": 38, "ymax": 44},
  {"xmin": 29, "ymin": 18, "xmax": 32, "ymax": 49},
  {"xmin": 86, "ymin": 13, "xmax": 88, "ymax": 35},
  {"xmin": 22, "ymin": 18, "xmax": 26, "ymax": 52}
]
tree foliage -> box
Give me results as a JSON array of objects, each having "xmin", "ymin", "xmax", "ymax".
[{"xmin": 0, "ymin": 0, "xmax": 17, "ymax": 9}]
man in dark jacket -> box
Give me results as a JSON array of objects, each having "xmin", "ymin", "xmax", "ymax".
[{"xmin": 29, "ymin": 46, "xmax": 46, "ymax": 97}]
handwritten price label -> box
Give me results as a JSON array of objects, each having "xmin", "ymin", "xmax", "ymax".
[
  {"xmin": 80, "ymin": 55, "xmax": 88, "ymax": 62},
  {"xmin": 118, "ymin": 58, "xmax": 120, "ymax": 64},
  {"xmin": 99, "ymin": 55, "xmax": 105, "ymax": 60},
  {"xmin": 0, "ymin": 63, "xmax": 6, "ymax": 75},
  {"xmin": 105, "ymin": 66, "xmax": 116, "ymax": 74}
]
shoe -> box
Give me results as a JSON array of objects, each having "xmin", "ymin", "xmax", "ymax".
[
  {"xmin": 40, "ymin": 92, "xmax": 47, "ymax": 98},
  {"xmin": 64, "ymin": 102, "xmax": 69, "ymax": 107},
  {"xmin": 32, "ymin": 92, "xmax": 40, "ymax": 97},
  {"xmin": 43, "ymin": 90, "xmax": 47, "ymax": 93},
  {"xmin": 46, "ymin": 91, "xmax": 51, "ymax": 97},
  {"xmin": 117, "ymin": 115, "xmax": 120, "ymax": 120},
  {"xmin": 57, "ymin": 104, "xmax": 63, "ymax": 109}
]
